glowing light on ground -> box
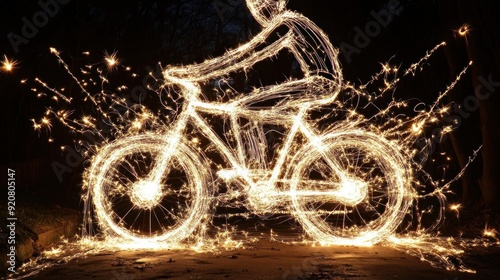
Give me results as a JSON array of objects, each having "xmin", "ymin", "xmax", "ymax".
[{"xmin": 483, "ymin": 227, "xmax": 498, "ymax": 238}]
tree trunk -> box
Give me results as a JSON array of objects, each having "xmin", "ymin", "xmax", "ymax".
[
  {"xmin": 438, "ymin": 0, "xmax": 481, "ymax": 205},
  {"xmin": 460, "ymin": 0, "xmax": 500, "ymax": 208}
]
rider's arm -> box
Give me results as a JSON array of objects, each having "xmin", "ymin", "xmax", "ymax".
[
  {"xmin": 164, "ymin": 22, "xmax": 295, "ymax": 82},
  {"xmin": 160, "ymin": 24, "xmax": 295, "ymax": 97},
  {"xmin": 164, "ymin": 11, "xmax": 341, "ymax": 84}
]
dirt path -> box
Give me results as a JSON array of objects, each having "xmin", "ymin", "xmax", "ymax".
[{"xmin": 8, "ymin": 238, "xmax": 499, "ymax": 280}]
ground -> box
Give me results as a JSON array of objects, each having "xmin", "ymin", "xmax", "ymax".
[
  {"xmin": 6, "ymin": 236, "xmax": 500, "ymax": 280},
  {"xmin": 2, "ymin": 205, "xmax": 500, "ymax": 279}
]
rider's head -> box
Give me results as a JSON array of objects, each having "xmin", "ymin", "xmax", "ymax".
[{"xmin": 246, "ymin": 0, "xmax": 287, "ymax": 26}]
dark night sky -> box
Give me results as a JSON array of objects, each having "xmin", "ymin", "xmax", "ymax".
[{"xmin": 1, "ymin": 0, "xmax": 499, "ymax": 208}]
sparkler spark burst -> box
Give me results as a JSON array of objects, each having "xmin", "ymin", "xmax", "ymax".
[
  {"xmin": 457, "ymin": 23, "xmax": 471, "ymax": 37},
  {"xmin": 19, "ymin": 0, "xmax": 498, "ymax": 274},
  {"xmin": 104, "ymin": 50, "xmax": 120, "ymax": 70},
  {"xmin": 1, "ymin": 54, "xmax": 17, "ymax": 72}
]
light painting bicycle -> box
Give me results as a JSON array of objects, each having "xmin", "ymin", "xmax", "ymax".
[{"xmin": 87, "ymin": 0, "xmax": 413, "ymax": 245}]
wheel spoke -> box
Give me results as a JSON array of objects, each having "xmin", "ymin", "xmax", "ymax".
[
  {"xmin": 89, "ymin": 134, "xmax": 210, "ymax": 243},
  {"xmin": 290, "ymin": 131, "xmax": 412, "ymax": 245}
]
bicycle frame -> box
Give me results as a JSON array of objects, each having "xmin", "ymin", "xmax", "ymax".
[
  {"xmin": 145, "ymin": 7, "xmax": 365, "ymax": 211},
  {"xmin": 148, "ymin": 71, "xmax": 370, "ymax": 214}
]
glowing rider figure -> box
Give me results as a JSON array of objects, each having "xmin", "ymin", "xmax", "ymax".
[{"xmin": 164, "ymin": 0, "xmax": 343, "ymax": 99}]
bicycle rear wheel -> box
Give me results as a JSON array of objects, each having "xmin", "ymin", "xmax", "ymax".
[{"xmin": 289, "ymin": 129, "xmax": 413, "ymax": 245}]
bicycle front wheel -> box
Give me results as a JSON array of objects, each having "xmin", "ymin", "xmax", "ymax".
[
  {"xmin": 289, "ymin": 129, "xmax": 413, "ymax": 245},
  {"xmin": 87, "ymin": 133, "xmax": 211, "ymax": 244}
]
